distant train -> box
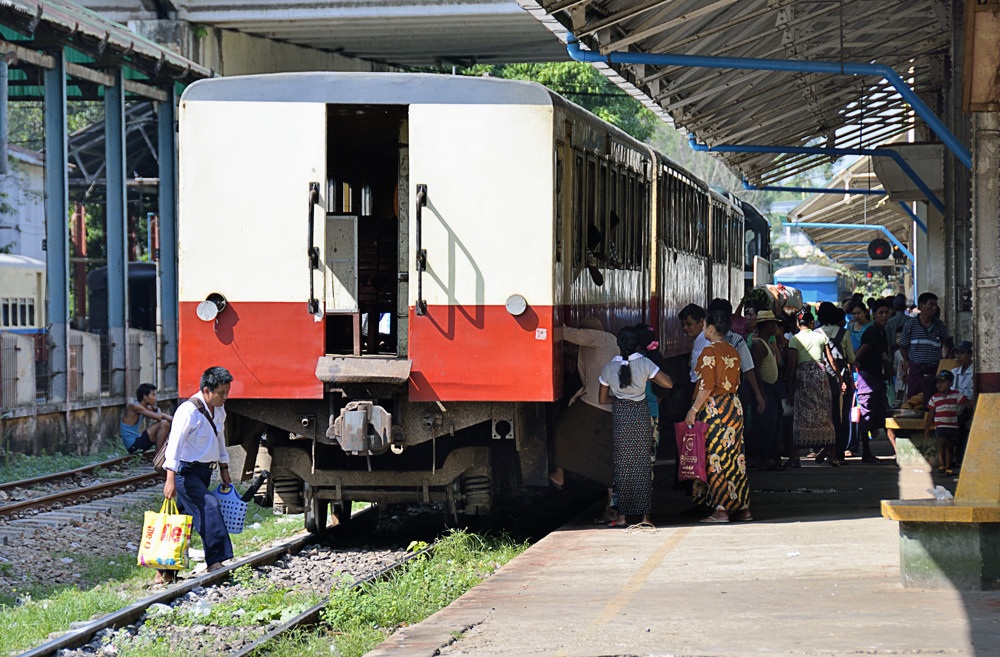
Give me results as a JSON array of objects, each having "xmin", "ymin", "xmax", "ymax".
[
  {"xmin": 176, "ymin": 72, "xmax": 770, "ymax": 532},
  {"xmin": 0, "ymin": 253, "xmax": 45, "ymax": 335}
]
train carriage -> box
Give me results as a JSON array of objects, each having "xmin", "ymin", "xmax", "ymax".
[{"xmin": 177, "ymin": 72, "xmax": 759, "ymax": 532}]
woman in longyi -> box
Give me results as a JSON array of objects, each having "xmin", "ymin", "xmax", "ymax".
[{"xmin": 684, "ymin": 309, "xmax": 752, "ymax": 523}]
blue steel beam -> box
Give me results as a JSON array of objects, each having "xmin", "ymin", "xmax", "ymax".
[
  {"xmin": 158, "ymin": 90, "xmax": 178, "ymax": 392},
  {"xmin": 105, "ymin": 69, "xmax": 127, "ymax": 397},
  {"xmin": 690, "ymin": 138, "xmax": 945, "ymax": 215},
  {"xmin": 567, "ymin": 35, "xmax": 971, "ymax": 169},
  {"xmin": 743, "ymin": 178, "xmax": 928, "ymax": 234},
  {"xmin": 44, "ymin": 50, "xmax": 68, "ymax": 402}
]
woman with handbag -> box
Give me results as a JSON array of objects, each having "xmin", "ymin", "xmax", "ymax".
[
  {"xmin": 598, "ymin": 326, "xmax": 673, "ymax": 528},
  {"xmin": 684, "ymin": 309, "xmax": 752, "ymax": 523}
]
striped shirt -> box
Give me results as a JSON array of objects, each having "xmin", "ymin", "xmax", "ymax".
[
  {"xmin": 898, "ymin": 317, "xmax": 949, "ymax": 365},
  {"xmin": 926, "ymin": 390, "xmax": 967, "ymax": 429}
]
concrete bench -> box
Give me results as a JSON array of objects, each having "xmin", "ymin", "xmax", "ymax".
[
  {"xmin": 885, "ymin": 414, "xmax": 936, "ymax": 467},
  {"xmin": 882, "ymin": 393, "xmax": 1000, "ymax": 590}
]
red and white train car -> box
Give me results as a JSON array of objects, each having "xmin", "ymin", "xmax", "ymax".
[{"xmin": 177, "ymin": 72, "xmax": 746, "ymax": 531}]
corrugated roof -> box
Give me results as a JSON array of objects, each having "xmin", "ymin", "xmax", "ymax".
[
  {"xmin": 523, "ymin": 0, "xmax": 953, "ymax": 187},
  {"xmin": 0, "ymin": 0, "xmax": 213, "ymax": 93}
]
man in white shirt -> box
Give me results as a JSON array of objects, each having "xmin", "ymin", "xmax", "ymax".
[
  {"xmin": 951, "ymin": 341, "xmax": 974, "ymax": 400},
  {"xmin": 161, "ymin": 366, "xmax": 234, "ymax": 583}
]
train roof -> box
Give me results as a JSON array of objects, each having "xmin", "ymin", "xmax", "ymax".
[
  {"xmin": 182, "ymin": 71, "xmax": 710, "ymax": 195},
  {"xmin": 182, "ymin": 72, "xmax": 559, "ymax": 107},
  {"xmin": 0, "ymin": 253, "xmax": 44, "ymax": 270}
]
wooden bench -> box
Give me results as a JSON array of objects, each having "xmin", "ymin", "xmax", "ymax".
[{"xmin": 882, "ymin": 392, "xmax": 1000, "ymax": 590}]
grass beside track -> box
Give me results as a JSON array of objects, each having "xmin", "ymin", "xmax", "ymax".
[
  {"xmin": 262, "ymin": 530, "xmax": 529, "ymax": 657},
  {"xmin": 0, "ymin": 445, "xmax": 134, "ymax": 483},
  {"xmin": 0, "ymin": 502, "xmax": 305, "ymax": 655}
]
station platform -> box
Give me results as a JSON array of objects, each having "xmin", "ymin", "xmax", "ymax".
[{"xmin": 367, "ymin": 443, "xmax": 1000, "ymax": 657}]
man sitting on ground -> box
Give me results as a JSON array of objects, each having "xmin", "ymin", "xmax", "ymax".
[{"xmin": 121, "ymin": 383, "xmax": 172, "ymax": 454}]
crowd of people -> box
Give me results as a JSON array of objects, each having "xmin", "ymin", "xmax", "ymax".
[{"xmin": 550, "ymin": 289, "xmax": 975, "ymax": 528}]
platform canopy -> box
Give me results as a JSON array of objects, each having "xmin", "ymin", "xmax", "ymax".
[
  {"xmin": 0, "ymin": 0, "xmax": 213, "ymax": 101},
  {"xmin": 787, "ymin": 154, "xmax": 914, "ymax": 270},
  {"xmin": 521, "ymin": 0, "xmax": 954, "ymax": 187}
]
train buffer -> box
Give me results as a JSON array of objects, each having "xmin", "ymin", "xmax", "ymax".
[{"xmin": 882, "ymin": 393, "xmax": 1000, "ymax": 590}]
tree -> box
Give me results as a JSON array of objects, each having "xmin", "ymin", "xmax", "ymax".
[{"xmin": 458, "ymin": 62, "xmax": 658, "ymax": 143}]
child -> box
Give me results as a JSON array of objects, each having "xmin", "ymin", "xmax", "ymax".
[
  {"xmin": 924, "ymin": 370, "xmax": 966, "ymax": 475},
  {"xmin": 120, "ymin": 383, "xmax": 172, "ymax": 454}
]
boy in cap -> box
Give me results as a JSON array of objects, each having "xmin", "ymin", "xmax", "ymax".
[
  {"xmin": 951, "ymin": 341, "xmax": 975, "ymax": 462},
  {"xmin": 924, "ymin": 370, "xmax": 966, "ymax": 475}
]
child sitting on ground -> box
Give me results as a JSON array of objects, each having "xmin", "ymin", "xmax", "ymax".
[
  {"xmin": 120, "ymin": 383, "xmax": 172, "ymax": 454},
  {"xmin": 924, "ymin": 370, "xmax": 966, "ymax": 476}
]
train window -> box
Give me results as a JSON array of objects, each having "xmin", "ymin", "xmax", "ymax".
[
  {"xmin": 555, "ymin": 151, "xmax": 563, "ymax": 264},
  {"xmin": 18, "ymin": 299, "xmax": 26, "ymax": 326},
  {"xmin": 1, "ymin": 298, "xmax": 8, "ymax": 327},
  {"xmin": 574, "ymin": 151, "xmax": 585, "ymax": 267},
  {"xmin": 27, "ymin": 299, "xmax": 34, "ymax": 326}
]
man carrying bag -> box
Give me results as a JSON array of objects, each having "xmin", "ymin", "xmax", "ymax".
[{"xmin": 160, "ymin": 366, "xmax": 236, "ymax": 581}]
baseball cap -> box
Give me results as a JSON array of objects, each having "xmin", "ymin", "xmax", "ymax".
[
  {"xmin": 935, "ymin": 370, "xmax": 954, "ymax": 381},
  {"xmin": 955, "ymin": 340, "xmax": 973, "ymax": 353}
]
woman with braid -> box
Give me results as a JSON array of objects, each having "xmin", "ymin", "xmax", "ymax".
[
  {"xmin": 684, "ymin": 309, "xmax": 753, "ymax": 523},
  {"xmin": 598, "ymin": 326, "xmax": 673, "ymax": 527}
]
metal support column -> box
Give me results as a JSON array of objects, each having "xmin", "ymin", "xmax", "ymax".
[
  {"xmin": 43, "ymin": 50, "xmax": 68, "ymax": 402},
  {"xmin": 971, "ymin": 112, "xmax": 1000, "ymax": 393},
  {"xmin": 0, "ymin": 59, "xmax": 8, "ymax": 175},
  {"xmin": 157, "ymin": 90, "xmax": 178, "ymax": 394},
  {"xmin": 105, "ymin": 69, "xmax": 128, "ymax": 397}
]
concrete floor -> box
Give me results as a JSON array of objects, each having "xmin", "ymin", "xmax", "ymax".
[{"xmin": 366, "ymin": 442, "xmax": 1000, "ymax": 657}]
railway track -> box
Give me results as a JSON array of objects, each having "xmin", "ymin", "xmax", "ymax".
[
  {"xmin": 0, "ymin": 452, "xmax": 147, "ymax": 496},
  {"xmin": 20, "ymin": 505, "xmax": 425, "ymax": 657},
  {"xmin": 0, "ymin": 471, "xmax": 163, "ymax": 520}
]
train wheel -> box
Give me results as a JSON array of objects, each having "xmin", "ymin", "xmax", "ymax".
[{"xmin": 303, "ymin": 485, "xmax": 329, "ymax": 536}]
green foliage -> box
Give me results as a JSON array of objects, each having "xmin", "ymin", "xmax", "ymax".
[
  {"xmin": 0, "ymin": 503, "xmax": 304, "ymax": 655},
  {"xmin": 323, "ymin": 529, "xmax": 527, "ymax": 657},
  {"xmin": 457, "ymin": 62, "xmax": 656, "ymax": 142},
  {"xmin": 0, "ymin": 444, "xmax": 131, "ymax": 483}
]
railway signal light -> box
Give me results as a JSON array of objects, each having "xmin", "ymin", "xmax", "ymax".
[
  {"xmin": 866, "ymin": 271, "xmax": 874, "ymax": 279},
  {"xmin": 867, "ymin": 238, "xmax": 891, "ymax": 260},
  {"xmin": 893, "ymin": 246, "xmax": 906, "ymax": 264}
]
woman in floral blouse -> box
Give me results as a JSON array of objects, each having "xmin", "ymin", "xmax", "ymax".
[{"xmin": 684, "ymin": 308, "xmax": 752, "ymax": 523}]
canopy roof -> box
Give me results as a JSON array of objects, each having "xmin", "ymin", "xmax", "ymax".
[{"xmin": 523, "ymin": 0, "xmax": 953, "ymax": 186}]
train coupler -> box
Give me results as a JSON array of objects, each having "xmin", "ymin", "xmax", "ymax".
[{"xmin": 326, "ymin": 401, "xmax": 393, "ymax": 455}]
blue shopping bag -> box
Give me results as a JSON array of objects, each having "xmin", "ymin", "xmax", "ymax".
[{"xmin": 211, "ymin": 483, "xmax": 248, "ymax": 534}]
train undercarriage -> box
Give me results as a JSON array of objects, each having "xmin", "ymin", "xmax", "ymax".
[{"xmin": 225, "ymin": 391, "xmax": 550, "ymax": 534}]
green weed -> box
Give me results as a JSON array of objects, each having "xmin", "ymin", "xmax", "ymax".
[
  {"xmin": 0, "ymin": 445, "xmax": 128, "ymax": 483},
  {"xmin": 322, "ymin": 529, "xmax": 526, "ymax": 657}
]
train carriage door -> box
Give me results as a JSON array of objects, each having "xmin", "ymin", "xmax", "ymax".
[
  {"xmin": 323, "ymin": 105, "xmax": 405, "ymax": 357},
  {"xmin": 177, "ymin": 98, "xmax": 327, "ymax": 399},
  {"xmin": 325, "ymin": 214, "xmax": 359, "ymax": 313}
]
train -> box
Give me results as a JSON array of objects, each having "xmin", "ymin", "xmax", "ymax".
[
  {"xmin": 0, "ymin": 253, "xmax": 45, "ymax": 335},
  {"xmin": 176, "ymin": 72, "xmax": 769, "ymax": 533}
]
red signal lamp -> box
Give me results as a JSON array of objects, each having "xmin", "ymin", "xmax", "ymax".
[{"xmin": 868, "ymin": 238, "xmax": 891, "ymax": 260}]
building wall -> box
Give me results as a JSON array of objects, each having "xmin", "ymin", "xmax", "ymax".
[{"xmin": 0, "ymin": 152, "xmax": 46, "ymax": 260}]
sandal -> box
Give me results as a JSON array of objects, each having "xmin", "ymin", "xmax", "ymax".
[
  {"xmin": 699, "ymin": 512, "xmax": 730, "ymax": 524},
  {"xmin": 731, "ymin": 510, "xmax": 753, "ymax": 522},
  {"xmin": 606, "ymin": 516, "xmax": 627, "ymax": 527}
]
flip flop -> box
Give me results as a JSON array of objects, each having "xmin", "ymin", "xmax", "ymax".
[{"xmin": 699, "ymin": 515, "xmax": 730, "ymax": 523}]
